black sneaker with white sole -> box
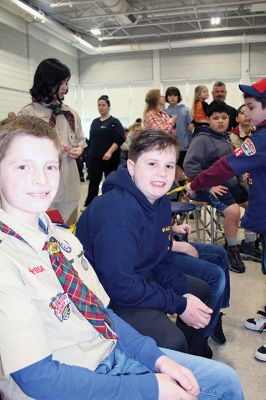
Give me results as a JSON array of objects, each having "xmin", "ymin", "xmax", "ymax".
[
  {"xmin": 239, "ymin": 239, "xmax": 262, "ymax": 262},
  {"xmin": 224, "ymin": 244, "xmax": 245, "ymax": 273},
  {"xmin": 244, "ymin": 308, "xmax": 266, "ymax": 333},
  {"xmin": 255, "ymin": 345, "xmax": 266, "ymax": 362}
]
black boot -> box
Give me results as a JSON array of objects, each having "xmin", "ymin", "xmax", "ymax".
[
  {"xmin": 211, "ymin": 312, "xmax": 226, "ymax": 345},
  {"xmin": 199, "ymin": 338, "xmax": 213, "ymax": 359}
]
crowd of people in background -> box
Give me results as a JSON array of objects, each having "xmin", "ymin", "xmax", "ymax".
[{"xmin": 1, "ymin": 56, "xmax": 266, "ymax": 399}]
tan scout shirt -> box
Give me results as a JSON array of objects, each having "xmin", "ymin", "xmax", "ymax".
[
  {"xmin": 20, "ymin": 103, "xmax": 86, "ymax": 202},
  {"xmin": 0, "ymin": 210, "xmax": 115, "ymax": 399}
]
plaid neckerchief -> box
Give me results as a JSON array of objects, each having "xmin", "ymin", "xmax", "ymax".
[
  {"xmin": 47, "ymin": 103, "xmax": 75, "ymax": 133},
  {"xmin": 0, "ymin": 221, "xmax": 117, "ymax": 340}
]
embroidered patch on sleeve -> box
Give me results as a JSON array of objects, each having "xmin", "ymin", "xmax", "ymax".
[
  {"xmin": 241, "ymin": 138, "xmax": 256, "ymax": 156},
  {"xmin": 234, "ymin": 147, "xmax": 244, "ymax": 157}
]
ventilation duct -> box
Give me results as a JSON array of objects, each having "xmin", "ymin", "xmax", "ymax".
[{"xmin": 102, "ymin": 0, "xmax": 137, "ymax": 26}]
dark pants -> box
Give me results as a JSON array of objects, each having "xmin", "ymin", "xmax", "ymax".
[
  {"xmin": 85, "ymin": 157, "xmax": 120, "ymax": 206},
  {"xmin": 177, "ymin": 150, "xmax": 187, "ymax": 168},
  {"xmin": 110, "ymin": 275, "xmax": 211, "ymax": 356}
]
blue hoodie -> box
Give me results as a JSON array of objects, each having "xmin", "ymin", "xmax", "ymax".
[{"xmin": 76, "ymin": 164, "xmax": 188, "ymax": 315}]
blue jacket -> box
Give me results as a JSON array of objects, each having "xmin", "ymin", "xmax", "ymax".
[
  {"xmin": 190, "ymin": 121, "xmax": 266, "ymax": 234},
  {"xmin": 76, "ymin": 164, "xmax": 188, "ymax": 315},
  {"xmin": 227, "ymin": 122, "xmax": 266, "ymax": 233}
]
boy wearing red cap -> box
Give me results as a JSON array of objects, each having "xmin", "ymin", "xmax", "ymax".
[{"xmin": 187, "ymin": 78, "xmax": 266, "ymax": 361}]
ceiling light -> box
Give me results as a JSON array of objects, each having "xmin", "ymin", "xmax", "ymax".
[
  {"xmin": 90, "ymin": 28, "xmax": 101, "ymax": 36},
  {"xmin": 8, "ymin": 0, "xmax": 45, "ymax": 22},
  {"xmin": 211, "ymin": 17, "xmax": 221, "ymax": 25}
]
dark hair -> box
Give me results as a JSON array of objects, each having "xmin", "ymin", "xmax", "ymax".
[
  {"xmin": 30, "ymin": 58, "xmax": 70, "ymax": 104},
  {"xmin": 213, "ymin": 81, "xmax": 226, "ymax": 88},
  {"xmin": 135, "ymin": 117, "xmax": 142, "ymax": 123},
  {"xmin": 128, "ymin": 129, "xmax": 178, "ymax": 162},
  {"xmin": 207, "ymin": 100, "xmax": 230, "ymax": 117},
  {"xmin": 98, "ymin": 95, "xmax": 110, "ymax": 107},
  {"xmin": 243, "ymin": 94, "xmax": 266, "ymax": 109},
  {"xmin": 165, "ymin": 86, "xmax": 182, "ymax": 103}
]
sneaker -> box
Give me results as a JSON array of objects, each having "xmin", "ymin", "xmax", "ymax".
[
  {"xmin": 224, "ymin": 244, "xmax": 245, "ymax": 273},
  {"xmin": 244, "ymin": 308, "xmax": 266, "ymax": 332},
  {"xmin": 255, "ymin": 345, "xmax": 266, "ymax": 361},
  {"xmin": 239, "ymin": 239, "xmax": 262, "ymax": 262},
  {"xmin": 211, "ymin": 312, "xmax": 226, "ymax": 345}
]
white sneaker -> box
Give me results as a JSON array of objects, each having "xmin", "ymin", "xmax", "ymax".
[
  {"xmin": 255, "ymin": 345, "xmax": 266, "ymax": 362},
  {"xmin": 244, "ymin": 308, "xmax": 266, "ymax": 333}
]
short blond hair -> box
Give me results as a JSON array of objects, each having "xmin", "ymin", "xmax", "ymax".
[{"xmin": 0, "ymin": 115, "xmax": 60, "ymax": 162}]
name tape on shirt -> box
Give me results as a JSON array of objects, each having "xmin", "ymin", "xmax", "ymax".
[{"xmin": 234, "ymin": 138, "xmax": 256, "ymax": 158}]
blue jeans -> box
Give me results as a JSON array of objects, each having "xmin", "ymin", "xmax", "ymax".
[
  {"xmin": 172, "ymin": 243, "xmax": 230, "ymax": 337},
  {"xmin": 96, "ymin": 346, "xmax": 244, "ymax": 400}
]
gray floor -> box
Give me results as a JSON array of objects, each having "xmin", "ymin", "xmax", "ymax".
[
  {"xmin": 79, "ymin": 182, "xmax": 266, "ymax": 400},
  {"xmin": 211, "ymin": 260, "xmax": 265, "ymax": 400}
]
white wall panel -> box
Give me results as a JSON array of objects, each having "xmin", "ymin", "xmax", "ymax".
[
  {"xmin": 131, "ymin": 83, "xmax": 153, "ymax": 123},
  {"xmin": 250, "ymin": 43, "xmax": 266, "ymax": 78},
  {"xmin": 79, "ymin": 52, "xmax": 153, "ymax": 85},
  {"xmin": 160, "ymin": 45, "xmax": 241, "ymax": 80},
  {"xmin": 0, "ymin": 7, "xmax": 79, "ymax": 119}
]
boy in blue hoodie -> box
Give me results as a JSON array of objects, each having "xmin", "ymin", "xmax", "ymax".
[
  {"xmin": 76, "ymin": 130, "xmax": 230, "ymax": 358},
  {"xmin": 0, "ymin": 115, "xmax": 245, "ymax": 400},
  {"xmin": 186, "ymin": 78, "xmax": 266, "ymax": 362}
]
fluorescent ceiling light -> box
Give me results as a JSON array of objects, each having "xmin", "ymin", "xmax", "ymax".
[
  {"xmin": 211, "ymin": 17, "xmax": 221, "ymax": 25},
  {"xmin": 90, "ymin": 28, "xmax": 101, "ymax": 36},
  {"xmin": 8, "ymin": 0, "xmax": 45, "ymax": 22}
]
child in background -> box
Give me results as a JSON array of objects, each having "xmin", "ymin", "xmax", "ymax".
[
  {"xmin": 186, "ymin": 77, "xmax": 266, "ymax": 361},
  {"xmin": 184, "ymin": 101, "xmax": 260, "ymax": 274},
  {"xmin": 165, "ymin": 86, "xmax": 193, "ymax": 167},
  {"xmin": 230, "ymin": 104, "xmax": 255, "ymax": 149},
  {"xmin": 191, "ymin": 85, "xmax": 210, "ymax": 127},
  {"xmin": 0, "ymin": 116, "xmax": 244, "ymax": 399},
  {"xmin": 120, "ymin": 122, "xmax": 143, "ymax": 162}
]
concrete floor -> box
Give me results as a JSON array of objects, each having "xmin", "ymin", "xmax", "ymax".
[{"xmin": 79, "ymin": 182, "xmax": 266, "ymax": 400}]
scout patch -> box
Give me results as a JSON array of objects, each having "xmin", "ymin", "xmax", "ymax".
[
  {"xmin": 241, "ymin": 138, "xmax": 256, "ymax": 156},
  {"xmin": 81, "ymin": 257, "xmax": 89, "ymax": 271},
  {"xmin": 234, "ymin": 146, "xmax": 244, "ymax": 157},
  {"xmin": 234, "ymin": 138, "xmax": 256, "ymax": 157},
  {"xmin": 58, "ymin": 239, "xmax": 72, "ymax": 253},
  {"xmin": 50, "ymin": 292, "xmax": 71, "ymax": 321}
]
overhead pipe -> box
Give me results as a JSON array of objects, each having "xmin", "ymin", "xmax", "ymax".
[
  {"xmin": 101, "ymin": 0, "xmax": 137, "ymax": 26},
  {"xmin": 97, "ymin": 34, "xmax": 266, "ymax": 54}
]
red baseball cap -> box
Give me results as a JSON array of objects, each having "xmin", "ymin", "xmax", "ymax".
[{"xmin": 239, "ymin": 78, "xmax": 266, "ymax": 99}]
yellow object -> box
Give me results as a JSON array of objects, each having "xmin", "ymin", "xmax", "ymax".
[
  {"xmin": 69, "ymin": 224, "xmax": 76, "ymax": 235},
  {"xmin": 167, "ymin": 185, "xmax": 186, "ymax": 196}
]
